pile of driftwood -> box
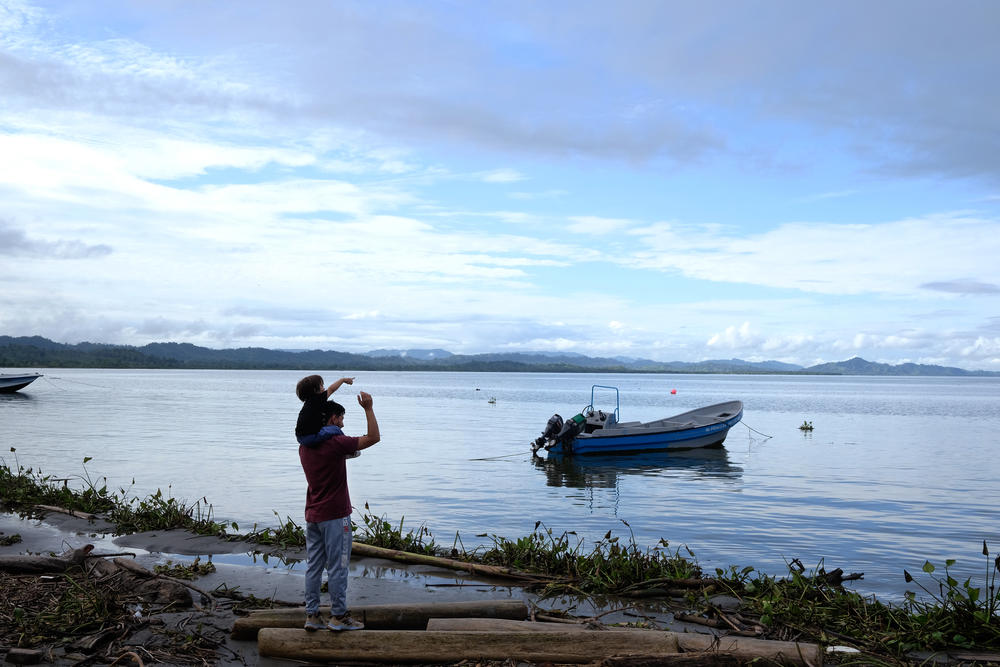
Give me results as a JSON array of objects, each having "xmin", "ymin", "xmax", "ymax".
[
  {"xmin": 236, "ymin": 600, "xmax": 824, "ymax": 666},
  {"xmin": 0, "ymin": 544, "xmax": 233, "ymax": 666}
]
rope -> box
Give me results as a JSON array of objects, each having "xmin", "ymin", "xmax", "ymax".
[
  {"xmin": 41, "ymin": 375, "xmax": 114, "ymax": 390},
  {"xmin": 469, "ymin": 450, "xmax": 532, "ymax": 461},
  {"xmin": 741, "ymin": 422, "xmax": 772, "ymax": 439}
]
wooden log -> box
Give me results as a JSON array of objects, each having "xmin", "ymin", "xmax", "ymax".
[
  {"xmin": 0, "ymin": 544, "xmax": 93, "ymax": 574},
  {"xmin": 34, "ymin": 504, "xmax": 97, "ymax": 521},
  {"xmin": 3, "ymin": 648, "xmax": 44, "ymax": 665},
  {"xmin": 672, "ymin": 634, "xmax": 821, "ymax": 667},
  {"xmin": 429, "ymin": 618, "xmax": 596, "ymax": 632},
  {"xmin": 425, "ymin": 618, "xmax": 823, "ymax": 666},
  {"xmin": 601, "ymin": 654, "xmax": 743, "ymax": 667},
  {"xmin": 258, "ymin": 629, "xmax": 680, "ymax": 663},
  {"xmin": 231, "ymin": 599, "xmax": 529, "ymax": 640},
  {"xmin": 351, "ymin": 542, "xmax": 551, "ymax": 582}
]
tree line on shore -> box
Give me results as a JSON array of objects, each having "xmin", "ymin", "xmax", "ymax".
[{"xmin": 3, "ymin": 335, "xmax": 997, "ymax": 375}]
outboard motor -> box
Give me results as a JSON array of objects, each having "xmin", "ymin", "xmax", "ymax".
[
  {"xmin": 531, "ymin": 414, "xmax": 564, "ymax": 453},
  {"xmin": 554, "ymin": 412, "xmax": 586, "ymax": 447}
]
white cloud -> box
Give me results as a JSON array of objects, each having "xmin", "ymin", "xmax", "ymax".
[
  {"xmin": 566, "ymin": 216, "xmax": 633, "ymax": 236},
  {"xmin": 481, "ymin": 168, "xmax": 524, "ymax": 183},
  {"xmin": 627, "ymin": 214, "xmax": 1000, "ymax": 298}
]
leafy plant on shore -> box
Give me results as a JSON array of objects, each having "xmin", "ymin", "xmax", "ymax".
[
  {"xmin": 243, "ymin": 512, "xmax": 305, "ymax": 549},
  {"xmin": 896, "ymin": 542, "xmax": 1000, "ymax": 652},
  {"xmin": 105, "ymin": 487, "xmax": 230, "ymax": 537},
  {"xmin": 475, "ymin": 520, "xmax": 702, "ymax": 595},
  {"xmin": 0, "ymin": 453, "xmax": 230, "ymax": 538},
  {"xmin": 716, "ymin": 546, "xmax": 1000, "ymax": 658},
  {"xmin": 355, "ymin": 503, "xmax": 437, "ymax": 555},
  {"xmin": 0, "ymin": 449, "xmax": 117, "ymax": 516}
]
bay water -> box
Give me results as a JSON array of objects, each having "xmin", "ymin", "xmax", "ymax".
[{"xmin": 2, "ymin": 368, "xmax": 998, "ymax": 601}]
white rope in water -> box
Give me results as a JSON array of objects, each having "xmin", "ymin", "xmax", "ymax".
[
  {"xmin": 741, "ymin": 422, "xmax": 772, "ymax": 439},
  {"xmin": 468, "ymin": 451, "xmax": 533, "ymax": 461}
]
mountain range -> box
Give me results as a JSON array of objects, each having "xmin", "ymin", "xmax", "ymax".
[{"xmin": 2, "ymin": 336, "xmax": 998, "ymax": 376}]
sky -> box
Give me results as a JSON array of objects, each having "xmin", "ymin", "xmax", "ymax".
[{"xmin": 1, "ymin": 1, "xmax": 999, "ymax": 370}]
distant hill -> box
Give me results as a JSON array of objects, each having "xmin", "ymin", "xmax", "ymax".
[
  {"xmin": 2, "ymin": 336, "xmax": 997, "ymax": 375},
  {"xmin": 365, "ymin": 348, "xmax": 453, "ymax": 360},
  {"xmin": 802, "ymin": 356, "xmax": 995, "ymax": 376}
]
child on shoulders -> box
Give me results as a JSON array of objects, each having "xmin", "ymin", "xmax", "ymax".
[{"xmin": 295, "ymin": 375, "xmax": 355, "ymax": 447}]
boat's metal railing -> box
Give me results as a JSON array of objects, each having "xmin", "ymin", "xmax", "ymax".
[{"xmin": 585, "ymin": 384, "xmax": 621, "ymax": 424}]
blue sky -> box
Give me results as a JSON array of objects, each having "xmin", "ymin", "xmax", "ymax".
[{"xmin": 1, "ymin": 0, "xmax": 999, "ymax": 369}]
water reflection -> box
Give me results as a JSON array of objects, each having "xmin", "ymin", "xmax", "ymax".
[
  {"xmin": 0, "ymin": 392, "xmax": 33, "ymax": 403},
  {"xmin": 533, "ymin": 447, "xmax": 742, "ymax": 489}
]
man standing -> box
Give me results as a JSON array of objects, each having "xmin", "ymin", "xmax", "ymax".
[{"xmin": 298, "ymin": 391, "xmax": 381, "ymax": 631}]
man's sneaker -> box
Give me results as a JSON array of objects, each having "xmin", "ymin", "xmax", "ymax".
[
  {"xmin": 304, "ymin": 613, "xmax": 326, "ymax": 631},
  {"xmin": 327, "ymin": 612, "xmax": 364, "ymax": 631}
]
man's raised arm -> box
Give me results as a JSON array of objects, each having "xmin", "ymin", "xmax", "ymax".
[{"xmin": 356, "ymin": 391, "xmax": 381, "ymax": 450}]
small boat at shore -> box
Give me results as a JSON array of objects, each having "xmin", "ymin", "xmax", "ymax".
[
  {"xmin": 531, "ymin": 385, "xmax": 743, "ymax": 456},
  {"xmin": 0, "ymin": 372, "xmax": 43, "ymax": 393}
]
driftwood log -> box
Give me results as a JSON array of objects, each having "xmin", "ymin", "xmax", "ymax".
[
  {"xmin": 352, "ymin": 542, "xmax": 553, "ymax": 582},
  {"xmin": 231, "ymin": 599, "xmax": 529, "ymax": 639},
  {"xmin": 0, "ymin": 544, "xmax": 94, "ymax": 574},
  {"xmin": 110, "ymin": 557, "xmax": 207, "ymax": 608},
  {"xmin": 33, "ymin": 504, "xmax": 98, "ymax": 521},
  {"xmin": 425, "ymin": 618, "xmax": 823, "ymax": 666},
  {"xmin": 600, "ymin": 655, "xmax": 744, "ymax": 666},
  {"xmin": 258, "ymin": 629, "xmax": 682, "ymax": 664}
]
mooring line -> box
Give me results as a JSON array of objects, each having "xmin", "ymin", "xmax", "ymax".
[
  {"xmin": 469, "ymin": 450, "xmax": 532, "ymax": 461},
  {"xmin": 741, "ymin": 422, "xmax": 772, "ymax": 439},
  {"xmin": 42, "ymin": 375, "xmax": 114, "ymax": 390}
]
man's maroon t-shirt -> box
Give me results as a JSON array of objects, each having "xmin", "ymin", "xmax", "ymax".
[{"xmin": 298, "ymin": 434, "xmax": 360, "ymax": 523}]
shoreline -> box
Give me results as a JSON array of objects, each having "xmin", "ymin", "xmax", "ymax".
[{"xmin": 1, "ymin": 509, "xmax": 691, "ymax": 666}]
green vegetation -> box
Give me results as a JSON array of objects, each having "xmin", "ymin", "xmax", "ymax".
[
  {"xmin": 470, "ymin": 521, "xmax": 702, "ymax": 596},
  {"xmin": 713, "ymin": 550, "xmax": 1000, "ymax": 658},
  {"xmin": 3, "ymin": 456, "xmax": 999, "ymax": 664},
  {"xmin": 0, "ymin": 450, "xmax": 117, "ymax": 516},
  {"xmin": 7, "ymin": 334, "xmax": 998, "ymax": 375},
  {"xmin": 357, "ymin": 503, "xmax": 438, "ymax": 555},
  {"xmin": 153, "ymin": 556, "xmax": 216, "ymax": 580}
]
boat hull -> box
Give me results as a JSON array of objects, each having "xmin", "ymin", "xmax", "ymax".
[
  {"xmin": 0, "ymin": 373, "xmax": 43, "ymax": 393},
  {"xmin": 546, "ymin": 401, "xmax": 743, "ymax": 456}
]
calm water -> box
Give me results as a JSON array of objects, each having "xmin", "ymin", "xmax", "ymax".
[{"xmin": 2, "ymin": 368, "xmax": 998, "ymax": 601}]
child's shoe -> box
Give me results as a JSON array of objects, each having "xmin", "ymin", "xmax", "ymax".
[{"xmin": 327, "ymin": 612, "xmax": 364, "ymax": 631}]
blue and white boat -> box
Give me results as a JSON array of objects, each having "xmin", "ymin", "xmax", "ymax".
[
  {"xmin": 531, "ymin": 385, "xmax": 743, "ymax": 456},
  {"xmin": 0, "ymin": 372, "xmax": 43, "ymax": 393}
]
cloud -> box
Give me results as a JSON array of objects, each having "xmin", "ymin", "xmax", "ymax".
[
  {"xmin": 5, "ymin": 1, "xmax": 998, "ymax": 183},
  {"xmin": 0, "ymin": 218, "xmax": 112, "ymax": 258},
  {"xmin": 566, "ymin": 216, "xmax": 633, "ymax": 236},
  {"xmin": 920, "ymin": 279, "xmax": 1000, "ymax": 295},
  {"xmin": 481, "ymin": 168, "xmax": 524, "ymax": 183},
  {"xmin": 626, "ymin": 213, "xmax": 1000, "ymax": 297}
]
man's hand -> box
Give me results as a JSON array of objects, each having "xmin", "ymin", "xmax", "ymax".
[
  {"xmin": 357, "ymin": 391, "xmax": 373, "ymax": 410},
  {"xmin": 341, "ymin": 377, "xmax": 355, "ymax": 385}
]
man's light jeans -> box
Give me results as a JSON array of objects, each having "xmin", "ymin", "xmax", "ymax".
[{"xmin": 304, "ymin": 516, "xmax": 352, "ymax": 616}]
